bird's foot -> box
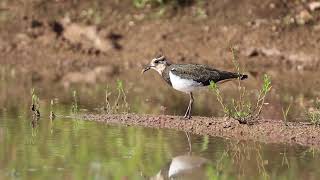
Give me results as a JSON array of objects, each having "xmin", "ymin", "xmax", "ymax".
[{"xmin": 183, "ymin": 111, "xmax": 189, "ymax": 119}]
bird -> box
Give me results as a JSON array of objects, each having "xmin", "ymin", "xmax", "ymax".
[{"xmin": 142, "ymin": 55, "xmax": 248, "ymax": 119}]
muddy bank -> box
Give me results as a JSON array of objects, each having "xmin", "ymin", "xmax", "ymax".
[
  {"xmin": 1, "ymin": 0, "xmax": 320, "ymax": 85},
  {"xmin": 83, "ymin": 114, "xmax": 320, "ymax": 149}
]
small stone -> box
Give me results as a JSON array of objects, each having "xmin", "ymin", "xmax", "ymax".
[
  {"xmin": 296, "ymin": 10, "xmax": 313, "ymax": 25},
  {"xmin": 309, "ymin": 2, "xmax": 320, "ymax": 11},
  {"xmin": 269, "ymin": 3, "xmax": 276, "ymax": 9},
  {"xmin": 223, "ymin": 121, "xmax": 232, "ymax": 128},
  {"xmin": 128, "ymin": 21, "xmax": 135, "ymax": 26}
]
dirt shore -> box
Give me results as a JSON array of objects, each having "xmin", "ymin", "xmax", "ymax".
[
  {"xmin": 83, "ymin": 114, "xmax": 320, "ymax": 149},
  {"xmin": 1, "ymin": 0, "xmax": 320, "ymax": 85}
]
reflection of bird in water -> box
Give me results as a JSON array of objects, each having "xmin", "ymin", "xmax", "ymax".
[
  {"xmin": 150, "ymin": 132, "xmax": 210, "ymax": 180},
  {"xmin": 151, "ymin": 155, "xmax": 209, "ymax": 180}
]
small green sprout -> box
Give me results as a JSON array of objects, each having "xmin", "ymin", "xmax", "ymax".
[
  {"xmin": 307, "ymin": 98, "xmax": 320, "ymax": 126},
  {"xmin": 31, "ymin": 88, "xmax": 40, "ymax": 118},
  {"xmin": 71, "ymin": 90, "xmax": 79, "ymax": 115},
  {"xmin": 50, "ymin": 99, "xmax": 56, "ymax": 121}
]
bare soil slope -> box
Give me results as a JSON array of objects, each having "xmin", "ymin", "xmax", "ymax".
[
  {"xmin": 84, "ymin": 114, "xmax": 320, "ymax": 149},
  {"xmin": 1, "ymin": 0, "xmax": 320, "ymax": 83}
]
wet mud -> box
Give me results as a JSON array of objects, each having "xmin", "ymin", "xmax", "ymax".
[{"xmin": 83, "ymin": 114, "xmax": 320, "ymax": 149}]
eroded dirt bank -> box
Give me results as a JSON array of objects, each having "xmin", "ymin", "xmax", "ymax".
[
  {"xmin": 1, "ymin": 0, "xmax": 320, "ymax": 85},
  {"xmin": 83, "ymin": 114, "xmax": 320, "ymax": 149}
]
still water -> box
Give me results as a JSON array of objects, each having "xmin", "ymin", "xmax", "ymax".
[{"xmin": 1, "ymin": 104, "xmax": 320, "ymax": 180}]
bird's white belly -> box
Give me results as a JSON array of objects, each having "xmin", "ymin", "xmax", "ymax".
[{"xmin": 169, "ymin": 71, "xmax": 203, "ymax": 93}]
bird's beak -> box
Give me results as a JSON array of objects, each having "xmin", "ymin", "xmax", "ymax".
[{"xmin": 141, "ymin": 65, "xmax": 152, "ymax": 74}]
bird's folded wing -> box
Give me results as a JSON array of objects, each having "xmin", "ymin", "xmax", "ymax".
[{"xmin": 170, "ymin": 64, "xmax": 221, "ymax": 85}]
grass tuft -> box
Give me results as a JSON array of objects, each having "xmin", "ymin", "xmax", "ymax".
[
  {"xmin": 71, "ymin": 90, "xmax": 79, "ymax": 116},
  {"xmin": 282, "ymin": 101, "xmax": 292, "ymax": 126},
  {"xmin": 102, "ymin": 80, "xmax": 130, "ymax": 114},
  {"xmin": 306, "ymin": 98, "xmax": 320, "ymax": 126},
  {"xmin": 209, "ymin": 47, "xmax": 272, "ymax": 124}
]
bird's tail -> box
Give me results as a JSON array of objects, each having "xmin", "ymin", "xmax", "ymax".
[{"xmin": 219, "ymin": 71, "xmax": 248, "ymax": 81}]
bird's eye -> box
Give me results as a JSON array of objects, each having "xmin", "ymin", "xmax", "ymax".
[{"xmin": 154, "ymin": 60, "xmax": 159, "ymax": 64}]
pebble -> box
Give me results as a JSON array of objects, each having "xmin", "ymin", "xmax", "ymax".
[
  {"xmin": 269, "ymin": 3, "xmax": 276, "ymax": 9},
  {"xmin": 128, "ymin": 21, "xmax": 135, "ymax": 26}
]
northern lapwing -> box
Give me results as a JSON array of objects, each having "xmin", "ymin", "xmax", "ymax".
[{"xmin": 142, "ymin": 55, "xmax": 248, "ymax": 119}]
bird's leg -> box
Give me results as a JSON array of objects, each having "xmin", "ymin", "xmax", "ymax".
[
  {"xmin": 186, "ymin": 92, "xmax": 194, "ymax": 119},
  {"xmin": 185, "ymin": 131, "xmax": 192, "ymax": 155},
  {"xmin": 184, "ymin": 93, "xmax": 192, "ymax": 118},
  {"xmin": 184, "ymin": 102, "xmax": 190, "ymax": 118}
]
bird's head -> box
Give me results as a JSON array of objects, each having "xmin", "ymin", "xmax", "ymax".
[{"xmin": 142, "ymin": 55, "xmax": 170, "ymax": 75}]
